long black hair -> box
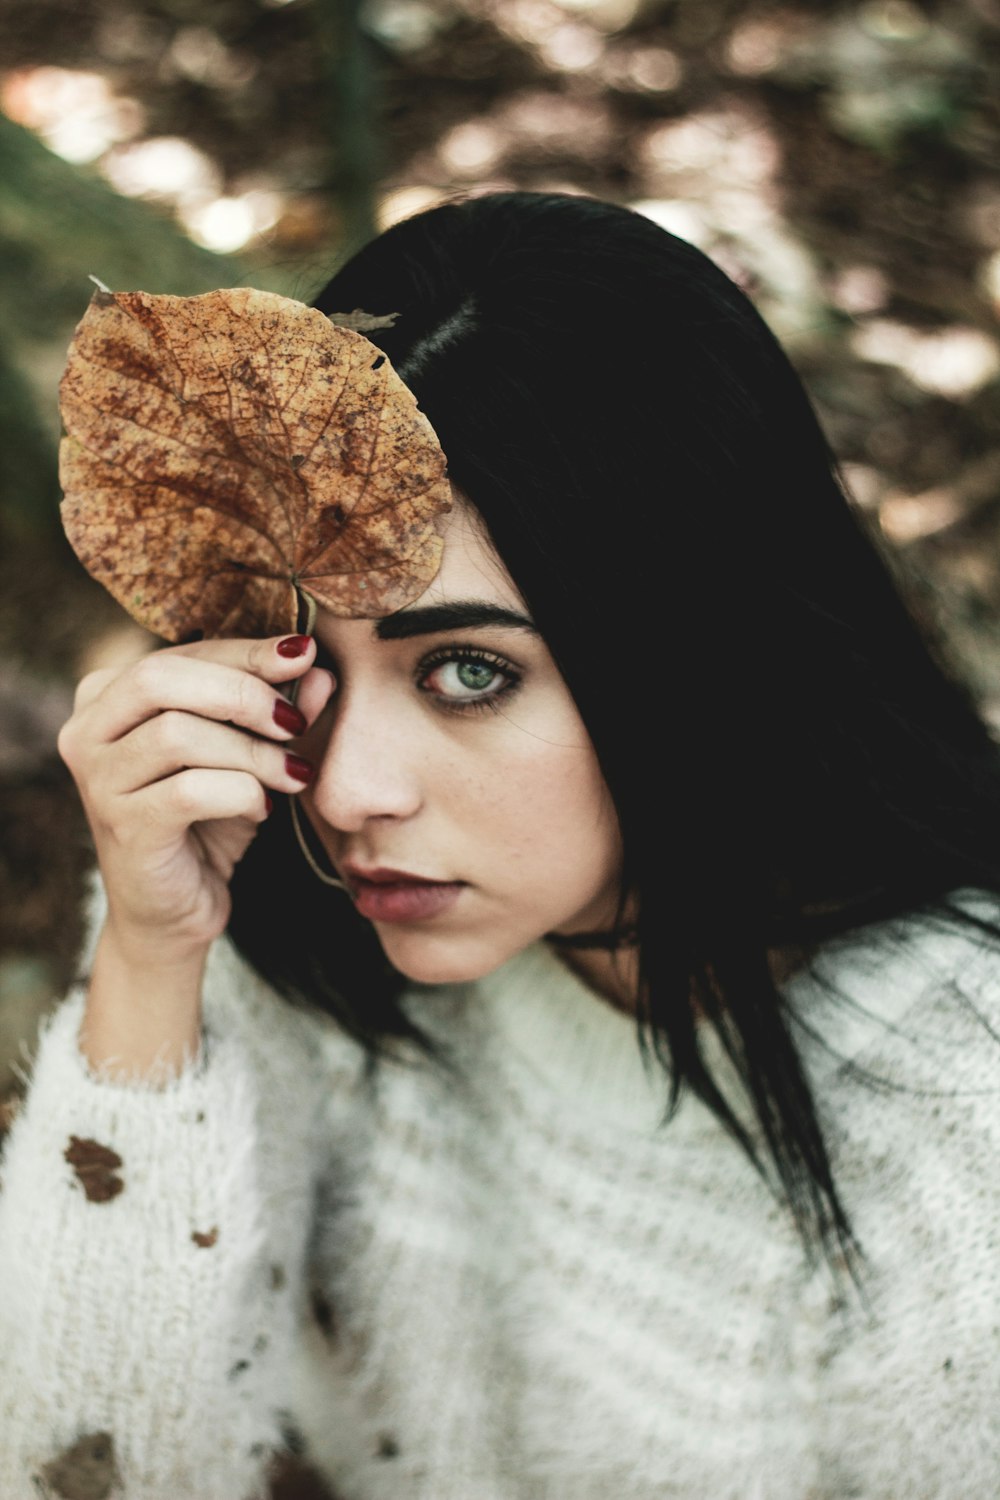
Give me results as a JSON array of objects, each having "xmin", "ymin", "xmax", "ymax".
[{"xmin": 228, "ymin": 189, "xmax": 1000, "ymax": 1268}]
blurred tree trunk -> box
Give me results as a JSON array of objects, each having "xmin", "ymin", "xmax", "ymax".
[
  {"xmin": 313, "ymin": 0, "xmax": 379, "ymax": 260},
  {"xmin": 0, "ymin": 334, "xmax": 59, "ymax": 542}
]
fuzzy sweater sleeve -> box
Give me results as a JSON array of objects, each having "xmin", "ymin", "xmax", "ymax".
[
  {"xmin": 0, "ymin": 869, "xmax": 339, "ymax": 1499},
  {"xmin": 796, "ymin": 910, "xmax": 1000, "ymax": 1497}
]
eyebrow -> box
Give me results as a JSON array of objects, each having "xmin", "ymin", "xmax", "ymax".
[{"xmin": 374, "ymin": 600, "xmax": 538, "ymax": 641}]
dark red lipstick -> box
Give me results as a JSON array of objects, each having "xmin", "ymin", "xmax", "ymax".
[{"xmin": 342, "ymin": 864, "xmax": 465, "ymax": 923}]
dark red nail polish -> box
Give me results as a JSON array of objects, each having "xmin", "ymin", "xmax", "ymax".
[
  {"xmin": 273, "ymin": 698, "xmax": 307, "ymax": 735},
  {"xmin": 285, "ymin": 753, "xmax": 314, "ymax": 784},
  {"xmin": 277, "ymin": 635, "xmax": 311, "ymax": 658}
]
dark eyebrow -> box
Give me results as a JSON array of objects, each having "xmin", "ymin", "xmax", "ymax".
[{"xmin": 374, "ymin": 601, "xmax": 538, "ymax": 641}]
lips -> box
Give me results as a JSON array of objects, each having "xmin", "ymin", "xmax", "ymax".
[
  {"xmin": 344, "ymin": 865, "xmax": 443, "ymax": 885},
  {"xmin": 342, "ymin": 864, "xmax": 466, "ymax": 923}
]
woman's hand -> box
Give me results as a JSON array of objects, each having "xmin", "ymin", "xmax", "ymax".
[{"xmin": 58, "ymin": 634, "xmax": 336, "ymax": 969}]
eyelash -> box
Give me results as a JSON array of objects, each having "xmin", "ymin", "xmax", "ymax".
[{"xmin": 416, "ymin": 646, "xmax": 522, "ymax": 715}]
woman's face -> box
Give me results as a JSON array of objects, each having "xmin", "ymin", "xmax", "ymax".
[{"xmin": 294, "ymin": 497, "xmax": 624, "ymax": 984}]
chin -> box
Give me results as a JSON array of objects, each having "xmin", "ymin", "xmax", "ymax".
[{"xmin": 373, "ymin": 924, "xmax": 533, "ymax": 987}]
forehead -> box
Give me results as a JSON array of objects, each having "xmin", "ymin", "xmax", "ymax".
[
  {"xmin": 407, "ymin": 495, "xmax": 521, "ymax": 611},
  {"xmin": 314, "ymin": 493, "xmax": 529, "ymax": 647}
]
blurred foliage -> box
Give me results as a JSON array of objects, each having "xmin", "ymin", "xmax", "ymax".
[{"xmin": 2, "ymin": 0, "xmax": 1000, "ymax": 1044}]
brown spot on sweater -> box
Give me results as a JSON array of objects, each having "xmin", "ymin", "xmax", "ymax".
[
  {"xmin": 64, "ymin": 1137, "xmax": 124, "ymax": 1203},
  {"xmin": 0, "ymin": 1088, "xmax": 24, "ymax": 1143},
  {"xmin": 37, "ymin": 1430, "xmax": 120, "ymax": 1499},
  {"xmin": 267, "ymin": 1450, "xmax": 338, "ymax": 1499},
  {"xmin": 192, "ymin": 1226, "xmax": 219, "ymax": 1248},
  {"xmin": 309, "ymin": 1285, "xmax": 336, "ymax": 1341},
  {"xmin": 270, "ymin": 1262, "xmax": 286, "ymax": 1291},
  {"xmin": 376, "ymin": 1434, "xmax": 400, "ymax": 1460}
]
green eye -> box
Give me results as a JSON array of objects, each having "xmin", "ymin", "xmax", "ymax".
[
  {"xmin": 456, "ymin": 661, "xmax": 496, "ymax": 691},
  {"xmin": 418, "ymin": 649, "xmax": 520, "ymax": 711}
]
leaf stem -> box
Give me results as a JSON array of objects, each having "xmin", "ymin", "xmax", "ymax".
[{"xmin": 288, "ymin": 586, "xmax": 317, "ymax": 707}]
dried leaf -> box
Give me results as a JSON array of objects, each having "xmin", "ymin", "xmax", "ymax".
[
  {"xmin": 64, "ymin": 1135, "xmax": 125, "ymax": 1203},
  {"xmin": 325, "ymin": 308, "xmax": 400, "ymax": 332},
  {"xmin": 191, "ymin": 1225, "xmax": 219, "ymax": 1247},
  {"xmin": 58, "ymin": 287, "xmax": 451, "ymax": 641}
]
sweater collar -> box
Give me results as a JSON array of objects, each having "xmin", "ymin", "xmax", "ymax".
[
  {"xmin": 472, "ymin": 938, "xmax": 691, "ymax": 1136},
  {"xmin": 467, "ymin": 886, "xmax": 1000, "ymax": 1136}
]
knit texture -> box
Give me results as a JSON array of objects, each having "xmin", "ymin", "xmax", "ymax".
[{"xmin": 1, "ymin": 871, "xmax": 999, "ymax": 1498}]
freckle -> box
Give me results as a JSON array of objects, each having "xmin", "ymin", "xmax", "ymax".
[
  {"xmin": 39, "ymin": 1429, "xmax": 120, "ymax": 1498},
  {"xmin": 192, "ymin": 1226, "xmax": 219, "ymax": 1248},
  {"xmin": 64, "ymin": 1137, "xmax": 124, "ymax": 1203}
]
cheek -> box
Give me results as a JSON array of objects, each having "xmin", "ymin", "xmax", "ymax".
[{"xmin": 472, "ymin": 737, "xmax": 618, "ymax": 876}]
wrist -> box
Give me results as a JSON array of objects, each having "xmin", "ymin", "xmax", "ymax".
[
  {"xmin": 81, "ymin": 925, "xmax": 209, "ymax": 1082},
  {"xmin": 99, "ymin": 914, "xmax": 213, "ymax": 975}
]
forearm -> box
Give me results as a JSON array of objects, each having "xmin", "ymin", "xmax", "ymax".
[
  {"xmin": 0, "ymin": 984, "xmax": 288, "ymax": 1499},
  {"xmin": 80, "ymin": 922, "xmax": 208, "ymax": 1082}
]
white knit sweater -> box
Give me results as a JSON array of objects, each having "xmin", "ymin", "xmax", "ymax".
[{"xmin": 1, "ymin": 872, "xmax": 999, "ymax": 1499}]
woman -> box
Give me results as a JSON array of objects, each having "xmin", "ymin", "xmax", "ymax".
[{"xmin": 2, "ymin": 190, "xmax": 999, "ymax": 1499}]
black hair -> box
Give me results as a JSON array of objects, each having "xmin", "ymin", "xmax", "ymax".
[{"xmin": 228, "ymin": 189, "xmax": 1000, "ymax": 1271}]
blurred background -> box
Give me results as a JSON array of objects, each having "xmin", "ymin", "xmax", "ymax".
[{"xmin": 3, "ymin": 0, "xmax": 1000, "ymax": 1096}]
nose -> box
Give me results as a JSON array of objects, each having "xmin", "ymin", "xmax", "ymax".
[{"xmin": 308, "ymin": 684, "xmax": 423, "ymax": 833}]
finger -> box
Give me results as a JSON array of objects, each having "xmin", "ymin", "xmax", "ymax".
[
  {"xmin": 101, "ymin": 709, "xmax": 315, "ymax": 798},
  {"xmin": 129, "ymin": 768, "xmax": 268, "ymax": 835},
  {"xmin": 76, "ymin": 650, "xmax": 323, "ymax": 748},
  {"xmin": 294, "ymin": 665, "xmax": 337, "ymax": 727},
  {"xmin": 169, "ymin": 633, "xmax": 317, "ymax": 684},
  {"xmin": 73, "ymin": 666, "xmax": 122, "ymax": 713}
]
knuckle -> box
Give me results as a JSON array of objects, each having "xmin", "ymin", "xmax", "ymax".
[
  {"xmin": 73, "ymin": 667, "xmax": 112, "ymax": 710},
  {"xmin": 167, "ymin": 770, "xmax": 203, "ymax": 816},
  {"xmin": 249, "ymin": 733, "xmax": 277, "ymax": 775},
  {"xmin": 248, "ymin": 637, "xmax": 271, "ymax": 679},
  {"xmin": 236, "ymin": 769, "xmax": 261, "ymax": 803},
  {"xmin": 152, "ymin": 708, "xmax": 187, "ymax": 754},
  {"xmin": 235, "ymin": 670, "xmax": 259, "ymax": 723},
  {"xmin": 56, "ymin": 715, "xmax": 77, "ymax": 762},
  {"xmin": 131, "ymin": 652, "xmax": 168, "ymax": 703}
]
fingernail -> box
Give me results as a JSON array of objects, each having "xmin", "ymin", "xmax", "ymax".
[
  {"xmin": 285, "ymin": 753, "xmax": 314, "ymax": 784},
  {"xmin": 277, "ymin": 635, "xmax": 311, "ymax": 658},
  {"xmin": 273, "ymin": 698, "xmax": 307, "ymax": 735}
]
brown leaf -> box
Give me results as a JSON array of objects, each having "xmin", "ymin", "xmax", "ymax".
[
  {"xmin": 325, "ymin": 308, "xmax": 400, "ymax": 332},
  {"xmin": 58, "ymin": 287, "xmax": 451, "ymax": 642},
  {"xmin": 38, "ymin": 1430, "xmax": 120, "ymax": 1500},
  {"xmin": 191, "ymin": 1225, "xmax": 219, "ymax": 1247},
  {"xmin": 64, "ymin": 1135, "xmax": 124, "ymax": 1203}
]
